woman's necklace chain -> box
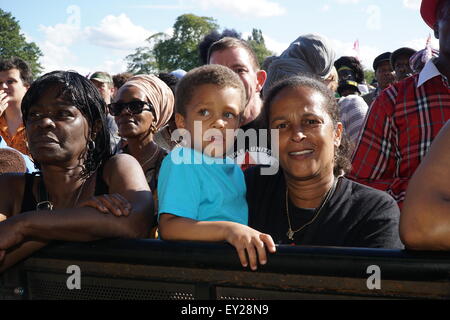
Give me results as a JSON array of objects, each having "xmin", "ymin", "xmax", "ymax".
[
  {"xmin": 139, "ymin": 144, "xmax": 160, "ymax": 168},
  {"xmin": 285, "ymin": 178, "xmax": 339, "ymax": 241},
  {"xmin": 37, "ymin": 177, "xmax": 87, "ymax": 211}
]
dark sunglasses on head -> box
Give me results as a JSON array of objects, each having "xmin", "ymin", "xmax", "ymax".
[{"xmin": 108, "ymin": 101, "xmax": 154, "ymax": 116}]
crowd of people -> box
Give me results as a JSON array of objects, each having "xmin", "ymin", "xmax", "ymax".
[{"xmin": 0, "ymin": 0, "xmax": 449, "ymax": 272}]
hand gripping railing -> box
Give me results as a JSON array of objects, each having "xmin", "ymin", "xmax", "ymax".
[{"xmin": 1, "ymin": 239, "xmax": 450, "ymax": 300}]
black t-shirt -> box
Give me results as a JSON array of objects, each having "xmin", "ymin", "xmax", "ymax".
[{"xmin": 245, "ymin": 166, "xmax": 404, "ymax": 249}]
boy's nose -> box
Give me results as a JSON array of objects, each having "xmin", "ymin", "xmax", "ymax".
[{"xmin": 211, "ymin": 118, "xmax": 225, "ymax": 129}]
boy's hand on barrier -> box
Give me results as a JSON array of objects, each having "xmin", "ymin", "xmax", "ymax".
[
  {"xmin": 0, "ymin": 250, "xmax": 5, "ymax": 263},
  {"xmin": 225, "ymin": 224, "xmax": 276, "ymax": 271},
  {"xmin": 78, "ymin": 194, "xmax": 132, "ymax": 217}
]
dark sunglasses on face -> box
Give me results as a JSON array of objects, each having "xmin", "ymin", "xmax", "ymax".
[{"xmin": 108, "ymin": 100, "xmax": 154, "ymax": 116}]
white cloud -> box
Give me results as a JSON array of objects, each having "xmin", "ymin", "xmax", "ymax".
[
  {"xmin": 39, "ymin": 23, "xmax": 84, "ymax": 47},
  {"xmin": 38, "ymin": 40, "xmax": 82, "ymax": 74},
  {"xmin": 334, "ymin": 0, "xmax": 361, "ymax": 4},
  {"xmin": 321, "ymin": 4, "xmax": 331, "ymax": 12},
  {"xmin": 85, "ymin": 14, "xmax": 154, "ymax": 50},
  {"xmin": 403, "ymin": 0, "xmax": 421, "ymax": 10},
  {"xmin": 263, "ymin": 35, "xmax": 289, "ymax": 55},
  {"xmin": 403, "ymin": 37, "xmax": 440, "ymax": 51},
  {"xmin": 194, "ymin": 0, "xmax": 286, "ymax": 17},
  {"xmin": 329, "ymin": 38, "xmax": 380, "ymax": 70},
  {"xmin": 94, "ymin": 58, "xmax": 129, "ymax": 75},
  {"xmin": 366, "ymin": 5, "xmax": 382, "ymax": 31}
]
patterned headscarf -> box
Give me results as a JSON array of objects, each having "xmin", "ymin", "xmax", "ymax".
[
  {"xmin": 264, "ymin": 34, "xmax": 336, "ymax": 96},
  {"xmin": 118, "ymin": 74, "xmax": 174, "ymax": 131}
]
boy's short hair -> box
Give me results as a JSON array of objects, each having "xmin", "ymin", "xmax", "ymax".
[
  {"xmin": 0, "ymin": 57, "xmax": 33, "ymax": 87},
  {"xmin": 175, "ymin": 64, "xmax": 246, "ymax": 116}
]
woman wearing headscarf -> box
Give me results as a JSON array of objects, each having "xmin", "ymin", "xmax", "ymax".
[
  {"xmin": 110, "ymin": 75, "xmax": 174, "ymax": 220},
  {"xmin": 263, "ymin": 34, "xmax": 336, "ymax": 95},
  {"xmin": 112, "ymin": 75, "xmax": 174, "ymax": 189}
]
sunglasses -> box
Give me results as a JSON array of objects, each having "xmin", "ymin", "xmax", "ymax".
[{"xmin": 108, "ymin": 101, "xmax": 154, "ymax": 116}]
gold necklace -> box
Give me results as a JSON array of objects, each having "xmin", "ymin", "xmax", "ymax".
[
  {"xmin": 285, "ymin": 178, "xmax": 338, "ymax": 241},
  {"xmin": 139, "ymin": 144, "xmax": 160, "ymax": 168},
  {"xmin": 36, "ymin": 177, "xmax": 87, "ymax": 211}
]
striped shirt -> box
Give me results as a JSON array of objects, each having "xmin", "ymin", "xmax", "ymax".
[
  {"xmin": 338, "ymin": 95, "xmax": 369, "ymax": 149},
  {"xmin": 348, "ymin": 59, "xmax": 450, "ymax": 209}
]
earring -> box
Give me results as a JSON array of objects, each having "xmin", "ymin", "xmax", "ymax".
[
  {"xmin": 150, "ymin": 123, "xmax": 157, "ymax": 134},
  {"xmin": 87, "ymin": 140, "xmax": 96, "ymax": 151}
]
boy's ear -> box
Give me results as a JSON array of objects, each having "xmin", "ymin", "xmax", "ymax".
[{"xmin": 175, "ymin": 113, "xmax": 186, "ymax": 129}]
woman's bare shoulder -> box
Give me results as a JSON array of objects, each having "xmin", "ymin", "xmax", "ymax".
[{"xmin": 102, "ymin": 155, "xmax": 149, "ymax": 191}]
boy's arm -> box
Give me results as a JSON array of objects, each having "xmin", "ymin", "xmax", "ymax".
[{"xmin": 159, "ymin": 213, "xmax": 276, "ymax": 271}]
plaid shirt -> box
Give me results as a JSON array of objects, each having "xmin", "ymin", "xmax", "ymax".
[{"xmin": 348, "ymin": 60, "xmax": 450, "ymax": 209}]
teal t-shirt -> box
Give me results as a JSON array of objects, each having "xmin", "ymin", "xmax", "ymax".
[{"xmin": 157, "ymin": 147, "xmax": 248, "ymax": 225}]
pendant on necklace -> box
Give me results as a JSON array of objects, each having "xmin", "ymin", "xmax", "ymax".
[{"xmin": 287, "ymin": 228, "xmax": 295, "ymax": 241}]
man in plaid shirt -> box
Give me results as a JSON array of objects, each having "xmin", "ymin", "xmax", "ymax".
[{"xmin": 349, "ymin": 0, "xmax": 450, "ymax": 209}]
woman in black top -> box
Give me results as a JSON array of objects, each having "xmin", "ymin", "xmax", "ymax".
[
  {"xmin": 0, "ymin": 71, "xmax": 153, "ymax": 272},
  {"xmin": 246, "ymin": 76, "xmax": 403, "ymax": 249}
]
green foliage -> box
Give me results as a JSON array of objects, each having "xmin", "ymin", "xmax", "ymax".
[
  {"xmin": 247, "ymin": 29, "xmax": 275, "ymax": 67},
  {"xmin": 364, "ymin": 69, "xmax": 375, "ymax": 85},
  {"xmin": 126, "ymin": 33, "xmax": 167, "ymax": 75},
  {"xmin": 127, "ymin": 14, "xmax": 218, "ymax": 74},
  {"xmin": 126, "ymin": 15, "xmax": 275, "ymax": 74},
  {"xmin": 154, "ymin": 14, "xmax": 218, "ymax": 72},
  {"xmin": 0, "ymin": 9, "xmax": 43, "ymax": 76}
]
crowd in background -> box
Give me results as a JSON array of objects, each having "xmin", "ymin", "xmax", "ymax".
[{"xmin": 0, "ymin": 0, "xmax": 449, "ymax": 272}]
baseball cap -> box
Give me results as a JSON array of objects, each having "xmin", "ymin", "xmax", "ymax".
[
  {"xmin": 89, "ymin": 71, "xmax": 113, "ymax": 83},
  {"xmin": 373, "ymin": 52, "xmax": 392, "ymax": 71},
  {"xmin": 391, "ymin": 47, "xmax": 417, "ymax": 68}
]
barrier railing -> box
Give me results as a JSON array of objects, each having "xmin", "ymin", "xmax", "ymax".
[{"xmin": 1, "ymin": 239, "xmax": 450, "ymax": 300}]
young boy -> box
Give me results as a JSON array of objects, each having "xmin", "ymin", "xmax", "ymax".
[{"xmin": 157, "ymin": 65, "xmax": 275, "ymax": 271}]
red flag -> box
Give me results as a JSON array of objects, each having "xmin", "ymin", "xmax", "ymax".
[{"xmin": 353, "ymin": 39, "xmax": 361, "ymax": 61}]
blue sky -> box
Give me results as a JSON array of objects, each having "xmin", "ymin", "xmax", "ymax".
[{"xmin": 2, "ymin": 0, "xmax": 438, "ymax": 75}]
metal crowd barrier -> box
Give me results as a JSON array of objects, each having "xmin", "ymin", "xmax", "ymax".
[{"xmin": 1, "ymin": 239, "xmax": 449, "ymax": 300}]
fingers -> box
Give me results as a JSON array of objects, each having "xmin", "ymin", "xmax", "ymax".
[
  {"xmin": 0, "ymin": 91, "xmax": 8, "ymax": 115},
  {"xmin": 260, "ymin": 233, "xmax": 277, "ymax": 253},
  {"xmin": 79, "ymin": 194, "xmax": 131, "ymax": 217},
  {"xmin": 233, "ymin": 235, "xmax": 275, "ymax": 271},
  {"xmin": 97, "ymin": 194, "xmax": 131, "ymax": 217},
  {"xmin": 0, "ymin": 250, "xmax": 5, "ymax": 262},
  {"xmin": 235, "ymin": 247, "xmax": 249, "ymax": 269}
]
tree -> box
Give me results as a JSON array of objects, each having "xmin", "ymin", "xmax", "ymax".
[
  {"xmin": 247, "ymin": 29, "xmax": 275, "ymax": 68},
  {"xmin": 364, "ymin": 69, "xmax": 375, "ymax": 85},
  {"xmin": 154, "ymin": 14, "xmax": 219, "ymax": 72},
  {"xmin": 126, "ymin": 33, "xmax": 167, "ymax": 75},
  {"xmin": 126, "ymin": 14, "xmax": 218, "ymax": 74},
  {"xmin": 0, "ymin": 9, "xmax": 43, "ymax": 76}
]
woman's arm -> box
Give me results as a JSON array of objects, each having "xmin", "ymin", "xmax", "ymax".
[
  {"xmin": 0, "ymin": 154, "xmax": 153, "ymax": 269},
  {"xmin": 400, "ymin": 121, "xmax": 450, "ymax": 250},
  {"xmin": 159, "ymin": 213, "xmax": 276, "ymax": 271}
]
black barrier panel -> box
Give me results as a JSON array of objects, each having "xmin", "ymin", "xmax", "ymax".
[{"xmin": 1, "ymin": 239, "xmax": 450, "ymax": 300}]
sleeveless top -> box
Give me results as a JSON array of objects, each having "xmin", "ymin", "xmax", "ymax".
[{"xmin": 20, "ymin": 168, "xmax": 109, "ymax": 213}]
